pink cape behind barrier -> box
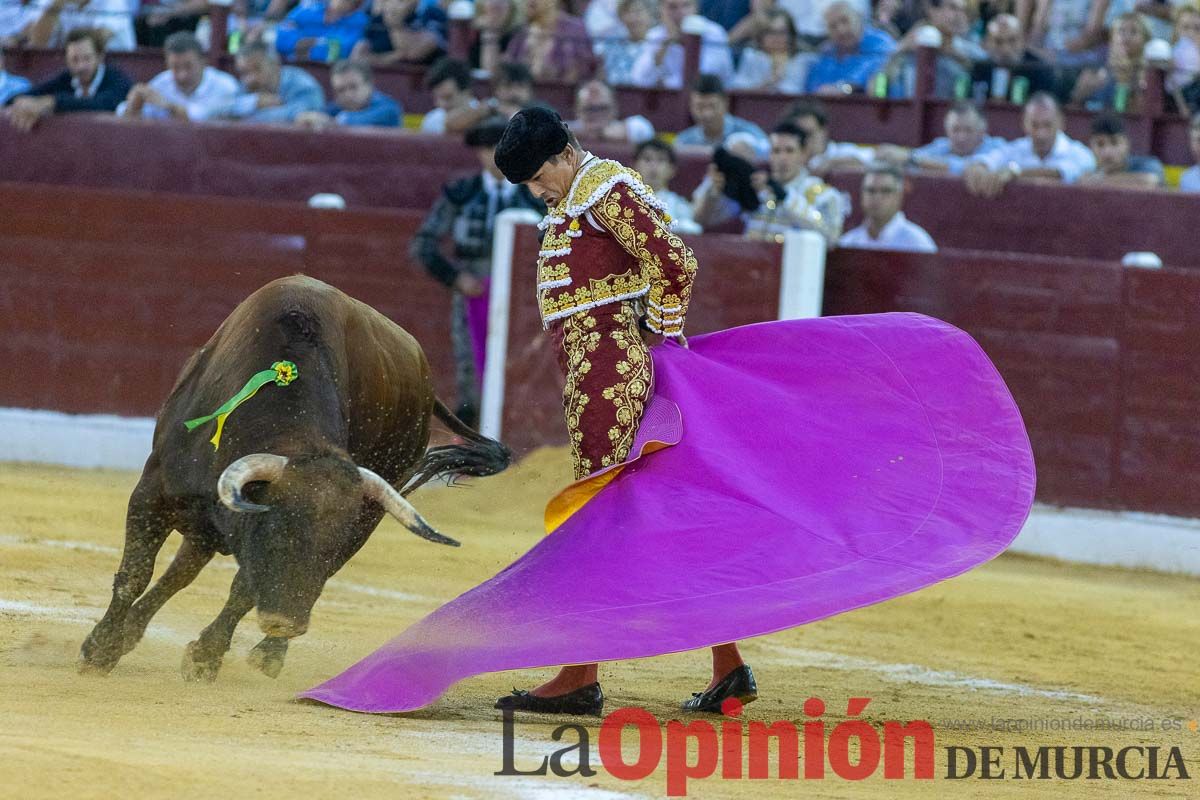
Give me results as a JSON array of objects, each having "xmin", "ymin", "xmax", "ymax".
[{"xmin": 300, "ymin": 313, "xmax": 1036, "ymax": 713}]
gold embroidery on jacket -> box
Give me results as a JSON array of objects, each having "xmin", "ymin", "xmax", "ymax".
[
  {"xmin": 600, "ymin": 305, "xmax": 652, "ymax": 468},
  {"xmin": 538, "ymin": 159, "xmax": 694, "ymax": 333},
  {"xmin": 560, "ymin": 305, "xmax": 652, "ymax": 479},
  {"xmin": 590, "ymin": 189, "xmax": 698, "ymax": 336},
  {"xmin": 539, "ymin": 268, "xmax": 649, "ymax": 322},
  {"xmin": 561, "ymin": 312, "xmax": 602, "ymax": 477}
]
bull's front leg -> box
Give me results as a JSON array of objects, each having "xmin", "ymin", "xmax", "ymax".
[
  {"xmin": 122, "ymin": 537, "xmax": 215, "ymax": 655},
  {"xmin": 79, "ymin": 484, "xmax": 172, "ymax": 674},
  {"xmin": 181, "ymin": 566, "xmax": 254, "ymax": 682}
]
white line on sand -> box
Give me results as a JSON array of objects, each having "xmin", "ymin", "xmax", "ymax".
[
  {"xmin": 0, "ymin": 599, "xmax": 102, "ymax": 624},
  {"xmin": 756, "ymin": 642, "xmax": 1101, "ymax": 704},
  {"xmin": 0, "ymin": 534, "xmax": 119, "ymax": 555},
  {"xmin": 0, "ymin": 534, "xmax": 436, "ymax": 605},
  {"xmin": 0, "ymin": 598, "xmax": 193, "ymax": 645}
]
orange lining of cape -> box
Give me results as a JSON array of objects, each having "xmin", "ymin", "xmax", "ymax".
[{"xmin": 543, "ymin": 439, "xmax": 675, "ymax": 534}]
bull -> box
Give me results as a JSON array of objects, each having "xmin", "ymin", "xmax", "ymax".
[{"xmin": 78, "ymin": 275, "xmax": 511, "ymax": 680}]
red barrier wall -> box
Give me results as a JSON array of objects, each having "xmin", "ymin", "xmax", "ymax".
[
  {"xmin": 4, "ymin": 181, "xmax": 1200, "ymax": 517},
  {"xmin": 0, "ymin": 183, "xmax": 456, "ymax": 415},
  {"xmin": 825, "ymin": 248, "xmax": 1124, "ymax": 509},
  {"xmin": 826, "ymin": 175, "xmax": 1200, "ymax": 268}
]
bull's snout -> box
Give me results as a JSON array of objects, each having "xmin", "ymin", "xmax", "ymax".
[{"xmin": 257, "ymin": 611, "xmax": 308, "ymax": 638}]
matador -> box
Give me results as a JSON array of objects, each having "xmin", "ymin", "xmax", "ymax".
[{"xmin": 490, "ymin": 107, "xmax": 759, "ymax": 716}]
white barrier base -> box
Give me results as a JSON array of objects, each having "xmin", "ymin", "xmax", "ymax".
[
  {"xmin": 2, "ymin": 407, "xmax": 1198, "ymax": 575},
  {"xmin": 0, "ymin": 407, "xmax": 153, "ymax": 471},
  {"xmin": 1010, "ymin": 504, "xmax": 1200, "ymax": 576}
]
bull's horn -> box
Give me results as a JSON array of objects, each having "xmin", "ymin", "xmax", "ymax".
[
  {"xmin": 358, "ymin": 468, "xmax": 460, "ymax": 547},
  {"xmin": 218, "ymin": 454, "xmax": 289, "ymax": 513}
]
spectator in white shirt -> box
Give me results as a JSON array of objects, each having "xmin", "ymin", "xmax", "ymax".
[
  {"xmin": 1177, "ymin": 112, "xmax": 1200, "ymax": 192},
  {"xmin": 839, "ymin": 162, "xmax": 938, "ymax": 253},
  {"xmin": 633, "ymin": 138, "xmax": 701, "ymax": 232},
  {"xmin": 629, "ymin": 0, "xmax": 734, "ymax": 88},
  {"xmin": 567, "ymin": 79, "xmax": 655, "ymax": 145},
  {"xmin": 780, "ymin": 97, "xmax": 875, "ymax": 175},
  {"xmin": 963, "ymin": 91, "xmax": 1096, "ymax": 197},
  {"xmin": 420, "ymin": 57, "xmax": 478, "ymax": 135},
  {"xmin": 118, "ymin": 31, "xmax": 239, "ymax": 121}
]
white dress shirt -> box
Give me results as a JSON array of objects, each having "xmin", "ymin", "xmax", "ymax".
[
  {"xmin": 119, "ymin": 66, "xmax": 240, "ymax": 121},
  {"xmin": 973, "ymin": 131, "xmax": 1097, "ymax": 184},
  {"xmin": 839, "ymin": 212, "xmax": 938, "ymax": 253}
]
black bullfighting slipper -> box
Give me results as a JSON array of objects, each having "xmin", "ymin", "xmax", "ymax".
[
  {"xmin": 681, "ymin": 665, "xmax": 758, "ymax": 713},
  {"xmin": 495, "ymin": 682, "xmax": 605, "ymax": 716}
]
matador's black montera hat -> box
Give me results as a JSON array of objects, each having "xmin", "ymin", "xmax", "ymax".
[{"xmin": 494, "ymin": 106, "xmax": 570, "ymax": 184}]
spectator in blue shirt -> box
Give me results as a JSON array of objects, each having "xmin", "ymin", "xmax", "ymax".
[
  {"xmin": 295, "ymin": 58, "xmax": 401, "ymax": 128},
  {"xmin": 908, "ymin": 101, "xmax": 1005, "ymax": 175},
  {"xmin": 275, "ymin": 0, "xmax": 369, "ymax": 62},
  {"xmin": 804, "ymin": 0, "xmax": 894, "ymax": 94},
  {"xmin": 351, "ymin": 0, "xmax": 446, "ymax": 66},
  {"xmin": 674, "ymin": 73, "xmax": 770, "ymax": 158},
  {"xmin": 0, "ymin": 49, "xmax": 31, "ymax": 105},
  {"xmin": 225, "ymin": 41, "xmax": 325, "ymax": 123},
  {"xmin": 1079, "ymin": 113, "xmax": 1164, "ymax": 190}
]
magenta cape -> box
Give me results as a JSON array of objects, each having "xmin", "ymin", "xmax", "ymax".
[{"xmin": 300, "ymin": 313, "xmax": 1035, "ymax": 713}]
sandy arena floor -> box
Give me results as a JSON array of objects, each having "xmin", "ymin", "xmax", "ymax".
[{"xmin": 1, "ymin": 451, "xmax": 1197, "ymax": 799}]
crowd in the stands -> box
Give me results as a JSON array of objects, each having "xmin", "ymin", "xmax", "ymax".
[{"xmin": 5, "ymin": 0, "xmax": 1200, "ymax": 256}]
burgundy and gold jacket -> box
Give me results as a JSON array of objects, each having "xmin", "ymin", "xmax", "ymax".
[{"xmin": 535, "ymin": 155, "xmax": 698, "ymax": 337}]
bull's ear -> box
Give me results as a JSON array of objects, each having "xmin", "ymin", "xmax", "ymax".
[
  {"xmin": 358, "ymin": 468, "xmax": 460, "ymax": 547},
  {"xmin": 218, "ymin": 454, "xmax": 289, "ymax": 513}
]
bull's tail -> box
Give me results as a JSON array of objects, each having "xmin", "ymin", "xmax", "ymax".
[{"xmin": 401, "ymin": 398, "xmax": 514, "ymax": 496}]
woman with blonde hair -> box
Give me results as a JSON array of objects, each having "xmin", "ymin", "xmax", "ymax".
[
  {"xmin": 473, "ymin": 0, "xmax": 524, "ymax": 72},
  {"xmin": 1070, "ymin": 10, "xmax": 1151, "ymax": 111},
  {"xmin": 729, "ymin": 8, "xmax": 814, "ymax": 93}
]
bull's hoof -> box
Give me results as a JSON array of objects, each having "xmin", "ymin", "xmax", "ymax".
[
  {"xmin": 247, "ymin": 638, "xmax": 288, "ymax": 679},
  {"xmin": 181, "ymin": 641, "xmax": 222, "ymax": 683},
  {"xmin": 77, "ymin": 653, "xmax": 117, "ymax": 676},
  {"xmin": 77, "ymin": 633, "xmax": 119, "ymax": 675}
]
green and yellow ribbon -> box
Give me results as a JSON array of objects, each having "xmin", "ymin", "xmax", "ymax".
[{"xmin": 184, "ymin": 360, "xmax": 299, "ymax": 450}]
